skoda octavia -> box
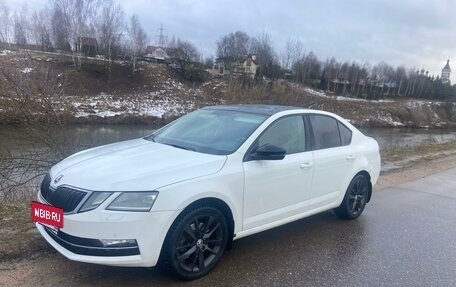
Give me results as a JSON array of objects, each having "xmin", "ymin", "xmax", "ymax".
[{"xmin": 36, "ymin": 105, "xmax": 380, "ymax": 279}]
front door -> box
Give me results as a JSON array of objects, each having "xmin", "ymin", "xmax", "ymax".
[{"xmin": 242, "ymin": 115, "xmax": 313, "ymax": 230}]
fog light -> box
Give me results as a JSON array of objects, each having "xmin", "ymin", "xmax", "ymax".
[{"xmin": 100, "ymin": 239, "xmax": 137, "ymax": 248}]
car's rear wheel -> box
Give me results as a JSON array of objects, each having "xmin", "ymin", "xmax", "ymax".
[
  {"xmin": 162, "ymin": 206, "xmax": 228, "ymax": 280},
  {"xmin": 334, "ymin": 174, "xmax": 369, "ymax": 219}
]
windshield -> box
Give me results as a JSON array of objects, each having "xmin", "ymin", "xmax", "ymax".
[{"xmin": 146, "ymin": 108, "xmax": 268, "ymax": 155}]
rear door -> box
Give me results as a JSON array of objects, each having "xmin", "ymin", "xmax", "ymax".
[{"xmin": 307, "ymin": 114, "xmax": 355, "ymax": 207}]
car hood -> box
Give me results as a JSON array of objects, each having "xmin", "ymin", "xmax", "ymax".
[{"xmin": 50, "ymin": 139, "xmax": 227, "ymax": 191}]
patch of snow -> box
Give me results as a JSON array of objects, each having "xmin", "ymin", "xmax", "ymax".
[
  {"xmin": 96, "ymin": 111, "xmax": 123, "ymax": 118},
  {"xmin": 301, "ymin": 86, "xmax": 395, "ymax": 103},
  {"xmin": 21, "ymin": 67, "xmax": 33, "ymax": 74},
  {"xmin": 335, "ymin": 96, "xmax": 365, "ymax": 102},
  {"xmin": 0, "ymin": 49, "xmax": 12, "ymax": 56},
  {"xmin": 69, "ymin": 92, "xmax": 197, "ymax": 119},
  {"xmin": 303, "ymin": 87, "xmax": 328, "ymax": 98},
  {"xmin": 74, "ymin": 111, "xmax": 92, "ymax": 118},
  {"xmin": 405, "ymin": 100, "xmax": 443, "ymax": 109},
  {"xmin": 377, "ymin": 115, "xmax": 405, "ymax": 127}
]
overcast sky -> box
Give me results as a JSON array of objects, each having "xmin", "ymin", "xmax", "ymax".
[{"xmin": 5, "ymin": 0, "xmax": 456, "ymax": 82}]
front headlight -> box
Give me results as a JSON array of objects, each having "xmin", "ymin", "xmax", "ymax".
[
  {"xmin": 79, "ymin": 192, "xmax": 113, "ymax": 212},
  {"xmin": 106, "ymin": 191, "xmax": 158, "ymax": 212}
]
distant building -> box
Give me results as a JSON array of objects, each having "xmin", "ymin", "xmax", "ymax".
[
  {"xmin": 143, "ymin": 46, "xmax": 186, "ymax": 68},
  {"xmin": 441, "ymin": 59, "xmax": 451, "ymax": 85},
  {"xmin": 144, "ymin": 46, "xmax": 169, "ymax": 62},
  {"xmin": 209, "ymin": 54, "xmax": 259, "ymax": 78},
  {"xmin": 240, "ymin": 54, "xmax": 259, "ymax": 76}
]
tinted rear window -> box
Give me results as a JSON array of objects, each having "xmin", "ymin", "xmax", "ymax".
[{"xmin": 309, "ymin": 114, "xmax": 341, "ymax": 149}]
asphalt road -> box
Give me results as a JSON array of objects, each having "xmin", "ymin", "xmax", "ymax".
[{"xmin": 7, "ymin": 168, "xmax": 456, "ymax": 286}]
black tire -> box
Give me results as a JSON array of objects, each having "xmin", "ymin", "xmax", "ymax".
[
  {"xmin": 161, "ymin": 206, "xmax": 229, "ymax": 280},
  {"xmin": 334, "ymin": 174, "xmax": 369, "ymax": 220}
]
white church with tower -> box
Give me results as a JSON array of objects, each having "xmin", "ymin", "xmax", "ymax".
[{"xmin": 441, "ymin": 59, "xmax": 451, "ymax": 85}]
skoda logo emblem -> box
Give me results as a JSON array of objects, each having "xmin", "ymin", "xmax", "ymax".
[{"xmin": 54, "ymin": 174, "xmax": 64, "ymax": 184}]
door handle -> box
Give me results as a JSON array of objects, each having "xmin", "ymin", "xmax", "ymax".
[
  {"xmin": 300, "ymin": 162, "xmax": 313, "ymax": 168},
  {"xmin": 346, "ymin": 154, "xmax": 356, "ymax": 160}
]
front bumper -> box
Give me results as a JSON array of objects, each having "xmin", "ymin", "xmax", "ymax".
[
  {"xmin": 40, "ymin": 225, "xmax": 140, "ymax": 256},
  {"xmin": 36, "ymin": 207, "xmax": 178, "ymax": 267}
]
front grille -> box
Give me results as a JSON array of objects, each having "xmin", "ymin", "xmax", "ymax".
[
  {"xmin": 40, "ymin": 173, "xmax": 51, "ymax": 199},
  {"xmin": 40, "ymin": 176, "xmax": 87, "ymax": 213},
  {"xmin": 43, "ymin": 227, "xmax": 140, "ymax": 257}
]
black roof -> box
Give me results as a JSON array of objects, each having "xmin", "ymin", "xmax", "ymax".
[{"xmin": 207, "ymin": 104, "xmax": 304, "ymax": 116}]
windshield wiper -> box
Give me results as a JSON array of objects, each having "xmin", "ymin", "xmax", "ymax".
[
  {"xmin": 166, "ymin": 143, "xmax": 196, "ymax": 151},
  {"xmin": 145, "ymin": 135, "xmax": 155, "ymax": 142}
]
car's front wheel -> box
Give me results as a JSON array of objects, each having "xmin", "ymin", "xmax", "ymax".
[
  {"xmin": 334, "ymin": 174, "xmax": 369, "ymax": 219},
  {"xmin": 162, "ymin": 206, "xmax": 229, "ymax": 280}
]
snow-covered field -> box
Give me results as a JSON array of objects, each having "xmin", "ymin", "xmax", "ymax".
[
  {"xmin": 71, "ymin": 92, "xmax": 197, "ymax": 119},
  {"xmin": 68, "ymin": 77, "xmax": 218, "ymax": 119}
]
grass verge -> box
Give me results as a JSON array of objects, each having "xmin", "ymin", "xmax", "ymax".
[{"xmin": 0, "ymin": 203, "xmax": 52, "ymax": 264}]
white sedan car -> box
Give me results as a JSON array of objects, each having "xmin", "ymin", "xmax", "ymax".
[{"xmin": 36, "ymin": 105, "xmax": 380, "ymax": 279}]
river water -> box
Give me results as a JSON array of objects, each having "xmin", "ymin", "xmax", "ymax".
[
  {"xmin": 1, "ymin": 125, "xmax": 456, "ymax": 154},
  {"xmin": 359, "ymin": 127, "xmax": 456, "ymax": 149},
  {"xmin": 1, "ymin": 124, "xmax": 455, "ymax": 201}
]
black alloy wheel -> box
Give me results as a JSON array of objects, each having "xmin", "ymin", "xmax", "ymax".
[
  {"xmin": 163, "ymin": 206, "xmax": 229, "ymax": 280},
  {"xmin": 334, "ymin": 174, "xmax": 369, "ymax": 219}
]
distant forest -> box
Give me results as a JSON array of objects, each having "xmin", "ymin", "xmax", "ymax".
[{"xmin": 0, "ymin": 0, "xmax": 454, "ymax": 101}]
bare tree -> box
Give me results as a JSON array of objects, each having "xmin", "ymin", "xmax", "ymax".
[
  {"xmin": 321, "ymin": 57, "xmax": 338, "ymax": 91},
  {"xmin": 14, "ymin": 13, "xmax": 27, "ymax": 46},
  {"xmin": 395, "ymin": 66, "xmax": 407, "ymax": 96},
  {"xmin": 129, "ymin": 14, "xmax": 147, "ymax": 75},
  {"xmin": 97, "ymin": 0, "xmax": 124, "ymax": 77},
  {"xmin": 13, "ymin": 2, "xmax": 31, "ymax": 46},
  {"xmin": 0, "ymin": 55, "xmax": 76, "ymax": 202},
  {"xmin": 250, "ymin": 32, "xmax": 280, "ymax": 79},
  {"xmin": 171, "ymin": 38, "xmax": 200, "ymax": 62},
  {"xmin": 73, "ymin": 0, "xmax": 100, "ymax": 67},
  {"xmin": 51, "ymin": 1, "xmax": 71, "ymax": 51},
  {"xmin": 168, "ymin": 37, "xmax": 205, "ymax": 80},
  {"xmin": 204, "ymin": 56, "xmax": 214, "ymax": 69},
  {"xmin": 14, "ymin": 2, "xmax": 32, "ymax": 46},
  {"xmin": 281, "ymin": 38, "xmax": 303, "ymax": 71},
  {"xmin": 32, "ymin": 9, "xmax": 53, "ymax": 51},
  {"xmin": 216, "ymin": 31, "xmax": 250, "ymax": 62},
  {"xmin": 0, "ymin": 0, "xmax": 10, "ymax": 43},
  {"xmin": 51, "ymin": 0, "xmax": 100, "ymax": 68}
]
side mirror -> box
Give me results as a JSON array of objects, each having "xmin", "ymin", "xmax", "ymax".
[{"xmin": 249, "ymin": 144, "xmax": 286, "ymax": 161}]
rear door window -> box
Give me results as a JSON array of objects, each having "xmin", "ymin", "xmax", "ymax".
[{"xmin": 308, "ymin": 114, "xmax": 341, "ymax": 150}]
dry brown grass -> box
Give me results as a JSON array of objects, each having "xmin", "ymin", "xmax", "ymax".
[
  {"xmin": 382, "ymin": 141, "xmax": 456, "ymax": 163},
  {"xmin": 0, "ymin": 203, "xmax": 51, "ymax": 262}
]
